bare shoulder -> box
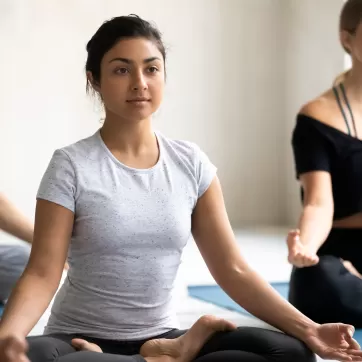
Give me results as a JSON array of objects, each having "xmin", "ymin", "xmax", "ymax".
[{"xmin": 298, "ymin": 89, "xmax": 341, "ymax": 129}]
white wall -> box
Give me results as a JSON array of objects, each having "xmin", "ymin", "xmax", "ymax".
[
  {"xmin": 283, "ymin": 0, "xmax": 345, "ymax": 225},
  {"xmin": 0, "ymin": 1, "xmax": 347, "ymax": 238},
  {"xmin": 0, "ymin": 0, "xmax": 285, "ymax": 238}
]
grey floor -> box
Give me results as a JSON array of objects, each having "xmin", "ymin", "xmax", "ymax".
[{"xmin": 27, "ymin": 226, "xmax": 332, "ymax": 361}]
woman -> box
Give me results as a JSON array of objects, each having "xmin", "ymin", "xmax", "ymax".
[
  {"xmin": 288, "ymin": 0, "xmax": 362, "ymax": 327},
  {"xmin": 0, "ymin": 14, "xmax": 361, "ymax": 362}
]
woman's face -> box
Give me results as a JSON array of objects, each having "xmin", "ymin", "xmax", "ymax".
[
  {"xmin": 341, "ymin": 22, "xmax": 362, "ymax": 64},
  {"xmin": 93, "ymin": 37, "xmax": 165, "ymax": 123}
]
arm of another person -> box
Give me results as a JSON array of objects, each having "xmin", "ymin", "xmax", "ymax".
[
  {"xmin": 0, "ymin": 200, "xmax": 73, "ymax": 338},
  {"xmin": 0, "ymin": 193, "xmax": 34, "ymax": 244},
  {"xmin": 0, "ymin": 149, "xmax": 75, "ymax": 338},
  {"xmin": 288, "ymin": 102, "xmax": 335, "ymax": 266},
  {"xmin": 295, "ymin": 171, "xmax": 334, "ymax": 255}
]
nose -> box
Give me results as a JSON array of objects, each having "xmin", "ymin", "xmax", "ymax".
[{"xmin": 132, "ymin": 71, "xmax": 147, "ymax": 91}]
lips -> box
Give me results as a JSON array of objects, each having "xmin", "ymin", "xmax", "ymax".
[{"xmin": 126, "ymin": 97, "xmax": 150, "ymax": 102}]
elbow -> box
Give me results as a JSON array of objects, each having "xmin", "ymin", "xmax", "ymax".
[
  {"xmin": 304, "ymin": 198, "xmax": 333, "ymax": 214},
  {"xmin": 25, "ymin": 260, "xmax": 64, "ymax": 290},
  {"xmin": 302, "ymin": 202, "xmax": 334, "ymax": 227},
  {"xmin": 304, "ymin": 201, "xmax": 333, "ymax": 213},
  {"xmin": 211, "ymin": 261, "xmax": 252, "ymax": 288}
]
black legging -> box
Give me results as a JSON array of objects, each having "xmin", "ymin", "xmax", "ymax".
[
  {"xmin": 27, "ymin": 326, "xmax": 316, "ymax": 362},
  {"xmin": 289, "ymin": 255, "xmax": 362, "ymax": 327},
  {"xmin": 289, "ymin": 228, "xmax": 362, "ymax": 327}
]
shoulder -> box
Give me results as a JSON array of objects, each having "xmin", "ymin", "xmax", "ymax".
[
  {"xmin": 157, "ymin": 133, "xmax": 215, "ymax": 186},
  {"xmin": 158, "ymin": 133, "xmax": 204, "ymax": 164},
  {"xmin": 298, "ymin": 89, "xmax": 338, "ymax": 128},
  {"xmin": 51, "ymin": 132, "xmax": 100, "ymax": 166},
  {"xmin": 299, "ymin": 97, "xmax": 327, "ymax": 119}
]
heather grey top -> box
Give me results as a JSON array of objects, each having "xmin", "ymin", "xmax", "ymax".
[{"xmin": 37, "ymin": 130, "xmax": 216, "ymax": 340}]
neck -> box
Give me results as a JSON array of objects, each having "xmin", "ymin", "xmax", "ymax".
[
  {"xmin": 343, "ymin": 65, "xmax": 362, "ymax": 102},
  {"xmin": 100, "ymin": 113, "xmax": 156, "ymax": 154}
]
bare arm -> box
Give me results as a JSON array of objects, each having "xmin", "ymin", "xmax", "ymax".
[
  {"xmin": 0, "ymin": 193, "xmax": 33, "ymax": 244},
  {"xmin": 0, "ymin": 200, "xmax": 73, "ymax": 338},
  {"xmin": 297, "ymin": 171, "xmax": 334, "ymax": 253},
  {"xmin": 192, "ymin": 177, "xmax": 318, "ymax": 341}
]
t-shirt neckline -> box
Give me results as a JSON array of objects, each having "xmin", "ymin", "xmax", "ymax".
[{"xmin": 96, "ymin": 129, "xmax": 163, "ymax": 173}]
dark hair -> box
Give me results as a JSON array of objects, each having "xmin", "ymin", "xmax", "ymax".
[
  {"xmin": 86, "ymin": 14, "xmax": 166, "ymax": 92},
  {"xmin": 340, "ymin": 0, "xmax": 362, "ymax": 53}
]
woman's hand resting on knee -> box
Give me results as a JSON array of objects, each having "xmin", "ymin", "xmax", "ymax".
[
  {"xmin": 287, "ymin": 229, "xmax": 319, "ymax": 268},
  {"xmin": 0, "ymin": 335, "xmax": 29, "ymax": 362}
]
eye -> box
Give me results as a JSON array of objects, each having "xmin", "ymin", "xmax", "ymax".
[
  {"xmin": 148, "ymin": 66, "xmax": 159, "ymax": 73},
  {"xmin": 115, "ymin": 67, "xmax": 129, "ymax": 75}
]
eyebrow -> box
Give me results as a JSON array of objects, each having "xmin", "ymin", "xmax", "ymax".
[{"xmin": 109, "ymin": 57, "xmax": 161, "ymax": 64}]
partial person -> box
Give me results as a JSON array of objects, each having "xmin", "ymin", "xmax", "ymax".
[
  {"xmin": 1, "ymin": 14, "xmax": 361, "ymax": 362},
  {"xmin": 0, "ymin": 192, "xmax": 32, "ymax": 305},
  {"xmin": 288, "ymin": 0, "xmax": 362, "ymax": 328}
]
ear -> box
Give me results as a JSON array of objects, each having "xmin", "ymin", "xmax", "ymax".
[
  {"xmin": 86, "ymin": 71, "xmax": 101, "ymax": 92},
  {"xmin": 340, "ymin": 30, "xmax": 353, "ymax": 54}
]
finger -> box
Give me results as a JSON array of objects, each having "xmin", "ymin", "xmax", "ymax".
[
  {"xmin": 303, "ymin": 254, "xmax": 319, "ymax": 267},
  {"xmin": 287, "ymin": 231, "xmax": 299, "ymax": 246},
  {"xmin": 312, "ymin": 255, "xmax": 320, "ymax": 264},
  {"xmin": 347, "ymin": 352, "xmax": 362, "ymax": 362},
  {"xmin": 289, "ymin": 252, "xmax": 304, "ymax": 267},
  {"xmin": 342, "ymin": 324, "xmax": 356, "ymax": 341},
  {"xmin": 295, "ymin": 254, "xmax": 309, "ymax": 268},
  {"xmin": 323, "ymin": 351, "xmax": 352, "ymax": 361},
  {"xmin": 345, "ymin": 349, "xmax": 362, "ymax": 356},
  {"xmin": 345, "ymin": 336, "xmax": 361, "ymax": 351},
  {"xmin": 349, "ymin": 354, "xmax": 362, "ymax": 361},
  {"xmin": 288, "ymin": 228, "xmax": 300, "ymax": 235},
  {"xmin": 287, "ymin": 247, "xmax": 299, "ymax": 263},
  {"xmin": 301, "ymin": 254, "xmax": 313, "ymax": 267}
]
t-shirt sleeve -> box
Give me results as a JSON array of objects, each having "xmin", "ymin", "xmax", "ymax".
[
  {"xmin": 292, "ymin": 118, "xmax": 332, "ymax": 178},
  {"xmin": 36, "ymin": 149, "xmax": 76, "ymax": 212},
  {"xmin": 196, "ymin": 146, "xmax": 217, "ymax": 198}
]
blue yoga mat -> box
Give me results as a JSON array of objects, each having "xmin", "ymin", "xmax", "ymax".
[{"xmin": 188, "ymin": 282, "xmax": 362, "ymax": 345}]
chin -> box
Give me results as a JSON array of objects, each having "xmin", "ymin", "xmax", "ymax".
[{"xmin": 123, "ymin": 110, "xmax": 154, "ymax": 123}]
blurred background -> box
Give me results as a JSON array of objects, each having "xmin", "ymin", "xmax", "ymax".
[{"xmin": 0, "ymin": 0, "xmax": 348, "ymax": 232}]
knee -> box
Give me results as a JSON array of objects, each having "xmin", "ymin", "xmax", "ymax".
[
  {"xmin": 27, "ymin": 336, "xmax": 74, "ymax": 362},
  {"xmin": 289, "ymin": 255, "xmax": 342, "ymax": 298}
]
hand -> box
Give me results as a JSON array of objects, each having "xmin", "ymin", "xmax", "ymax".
[
  {"xmin": 0, "ymin": 335, "xmax": 29, "ymax": 362},
  {"xmin": 287, "ymin": 229, "xmax": 319, "ymax": 268},
  {"xmin": 342, "ymin": 259, "xmax": 362, "ymax": 279},
  {"xmin": 304, "ymin": 323, "xmax": 362, "ymax": 361}
]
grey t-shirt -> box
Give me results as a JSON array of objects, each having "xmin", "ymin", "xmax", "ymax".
[{"xmin": 37, "ymin": 130, "xmax": 216, "ymax": 340}]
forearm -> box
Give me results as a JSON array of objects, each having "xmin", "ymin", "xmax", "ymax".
[
  {"xmin": 0, "ymin": 272, "xmax": 58, "ymax": 338},
  {"xmin": 218, "ymin": 266, "xmax": 318, "ymax": 341},
  {"xmin": 298, "ymin": 204, "xmax": 333, "ymax": 253},
  {"xmin": 0, "ymin": 194, "xmax": 33, "ymax": 244}
]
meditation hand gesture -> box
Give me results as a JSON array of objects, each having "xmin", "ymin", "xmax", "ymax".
[
  {"xmin": 0, "ymin": 335, "xmax": 29, "ymax": 362},
  {"xmin": 287, "ymin": 229, "xmax": 319, "ymax": 268},
  {"xmin": 304, "ymin": 323, "xmax": 362, "ymax": 361}
]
